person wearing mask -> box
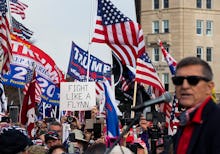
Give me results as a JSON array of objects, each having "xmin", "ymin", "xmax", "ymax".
[{"xmin": 172, "ymin": 57, "xmax": 220, "ymax": 154}]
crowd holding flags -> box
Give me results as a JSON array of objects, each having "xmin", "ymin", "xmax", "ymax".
[{"xmin": 0, "ymin": 0, "xmax": 190, "ymax": 145}]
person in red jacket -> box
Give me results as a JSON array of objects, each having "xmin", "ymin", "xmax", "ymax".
[{"xmin": 172, "ymin": 57, "xmax": 220, "ymax": 154}]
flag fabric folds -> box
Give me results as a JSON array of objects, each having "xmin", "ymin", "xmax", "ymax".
[
  {"xmin": 159, "ymin": 40, "xmax": 177, "ymax": 75},
  {"xmin": 67, "ymin": 42, "xmax": 111, "ymax": 82},
  {"xmin": 92, "ymin": 0, "xmax": 145, "ymax": 67},
  {"xmin": 0, "ymin": 0, "xmax": 13, "ymax": 75},
  {"xmin": 11, "ymin": 16, "xmax": 33, "ymax": 40},
  {"xmin": 20, "ymin": 70, "xmax": 41, "ymax": 138},
  {"xmin": 103, "ymin": 79, "xmax": 121, "ymax": 138},
  {"xmin": 159, "ymin": 40, "xmax": 179, "ymax": 135},
  {"xmin": 135, "ymin": 52, "xmax": 165, "ymax": 94},
  {"xmin": 9, "ymin": 0, "xmax": 28, "ymax": 19}
]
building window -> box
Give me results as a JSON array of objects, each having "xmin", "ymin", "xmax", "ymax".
[
  {"xmin": 163, "ymin": 0, "xmax": 169, "ymax": 8},
  {"xmin": 196, "ymin": 47, "xmax": 203, "ymax": 59},
  {"xmin": 154, "ymin": 0, "xmax": 159, "ymax": 9},
  {"xmin": 197, "ymin": 0, "xmax": 202, "ymax": 8},
  {"xmin": 153, "ymin": 48, "xmax": 160, "ymax": 62},
  {"xmin": 196, "ymin": 20, "xmax": 203, "ymax": 35},
  {"xmin": 162, "ymin": 73, "xmax": 169, "ymax": 91},
  {"xmin": 206, "ymin": 47, "xmax": 212, "ymax": 61},
  {"xmin": 152, "ymin": 21, "xmax": 159, "ymax": 33},
  {"xmin": 162, "ymin": 20, "xmax": 169, "ymax": 33},
  {"xmin": 206, "ymin": 20, "xmax": 213, "ymax": 36},
  {"xmin": 206, "ymin": 0, "xmax": 212, "ymax": 9}
]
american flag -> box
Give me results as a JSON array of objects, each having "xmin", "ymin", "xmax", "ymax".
[
  {"xmin": 135, "ymin": 52, "xmax": 165, "ymax": 93},
  {"xmin": 92, "ymin": 0, "xmax": 145, "ymax": 67},
  {"xmin": 159, "ymin": 40, "xmax": 179, "ymax": 135},
  {"xmin": 23, "ymin": 70, "xmax": 41, "ymax": 103},
  {"xmin": 21, "ymin": 70, "xmax": 41, "ymax": 138},
  {"xmin": 9, "ymin": 0, "xmax": 28, "ymax": 20},
  {"xmin": 120, "ymin": 64, "xmax": 135, "ymax": 92},
  {"xmin": 96, "ymin": 81, "xmax": 104, "ymax": 96},
  {"xmin": 0, "ymin": 0, "xmax": 13, "ymax": 75},
  {"xmin": 120, "ymin": 76, "xmax": 130, "ymax": 91},
  {"xmin": 11, "ymin": 16, "xmax": 33, "ymax": 40}
]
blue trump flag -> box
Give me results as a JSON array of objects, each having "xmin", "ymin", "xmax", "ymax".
[
  {"xmin": 67, "ymin": 42, "xmax": 111, "ymax": 82},
  {"xmin": 103, "ymin": 79, "xmax": 121, "ymax": 138}
]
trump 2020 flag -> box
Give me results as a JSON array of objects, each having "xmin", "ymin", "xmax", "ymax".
[{"xmin": 103, "ymin": 79, "xmax": 121, "ymax": 137}]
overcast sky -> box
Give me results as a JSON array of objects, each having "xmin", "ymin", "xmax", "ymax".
[{"xmin": 18, "ymin": 0, "xmax": 136, "ymax": 73}]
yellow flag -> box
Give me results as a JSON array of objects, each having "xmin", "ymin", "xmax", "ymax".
[{"xmin": 211, "ymin": 88, "xmax": 217, "ymax": 103}]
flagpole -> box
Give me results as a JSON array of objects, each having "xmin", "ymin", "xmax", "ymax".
[
  {"xmin": 131, "ymin": 81, "xmax": 138, "ymax": 118},
  {"xmin": 86, "ymin": 0, "xmax": 96, "ymax": 82}
]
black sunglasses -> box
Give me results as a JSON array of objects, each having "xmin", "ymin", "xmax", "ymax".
[{"xmin": 172, "ymin": 76, "xmax": 210, "ymax": 86}]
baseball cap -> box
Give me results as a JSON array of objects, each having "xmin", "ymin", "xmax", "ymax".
[
  {"xmin": 71, "ymin": 129, "xmax": 88, "ymax": 143},
  {"xmin": 45, "ymin": 131, "xmax": 60, "ymax": 143}
]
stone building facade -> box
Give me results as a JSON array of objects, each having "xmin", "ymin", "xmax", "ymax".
[{"xmin": 138, "ymin": 0, "xmax": 220, "ymax": 101}]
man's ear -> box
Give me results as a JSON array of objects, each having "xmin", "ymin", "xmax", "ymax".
[{"xmin": 207, "ymin": 81, "xmax": 215, "ymax": 95}]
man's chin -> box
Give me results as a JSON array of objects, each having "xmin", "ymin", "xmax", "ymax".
[{"xmin": 180, "ymin": 101, "xmax": 194, "ymax": 108}]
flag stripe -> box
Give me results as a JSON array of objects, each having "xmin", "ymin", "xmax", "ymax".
[
  {"xmin": 0, "ymin": 12, "xmax": 13, "ymax": 74},
  {"xmin": 135, "ymin": 56, "xmax": 164, "ymax": 93}
]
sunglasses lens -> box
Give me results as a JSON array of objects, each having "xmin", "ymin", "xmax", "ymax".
[
  {"xmin": 186, "ymin": 76, "xmax": 200, "ymax": 85},
  {"xmin": 172, "ymin": 77, "xmax": 184, "ymax": 85},
  {"xmin": 172, "ymin": 76, "xmax": 209, "ymax": 86}
]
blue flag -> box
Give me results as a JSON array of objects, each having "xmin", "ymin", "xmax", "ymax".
[
  {"xmin": 67, "ymin": 42, "xmax": 111, "ymax": 82},
  {"xmin": 103, "ymin": 80, "xmax": 120, "ymax": 137}
]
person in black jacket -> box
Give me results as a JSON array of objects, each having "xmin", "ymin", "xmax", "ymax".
[{"xmin": 172, "ymin": 57, "xmax": 220, "ymax": 154}]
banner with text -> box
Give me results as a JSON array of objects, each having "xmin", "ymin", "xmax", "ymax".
[
  {"xmin": 67, "ymin": 42, "xmax": 111, "ymax": 82},
  {"xmin": 2, "ymin": 35, "xmax": 65, "ymax": 106},
  {"xmin": 60, "ymin": 82, "xmax": 96, "ymax": 111}
]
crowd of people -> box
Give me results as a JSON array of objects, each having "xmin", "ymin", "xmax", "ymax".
[
  {"xmin": 0, "ymin": 57, "xmax": 220, "ymax": 154},
  {"xmin": 0, "ymin": 105, "xmax": 165, "ymax": 154}
]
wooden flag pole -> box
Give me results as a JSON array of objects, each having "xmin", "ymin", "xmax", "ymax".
[{"xmin": 131, "ymin": 81, "xmax": 138, "ymax": 118}]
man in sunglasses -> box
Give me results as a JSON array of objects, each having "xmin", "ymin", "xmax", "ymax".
[{"xmin": 172, "ymin": 57, "xmax": 220, "ymax": 154}]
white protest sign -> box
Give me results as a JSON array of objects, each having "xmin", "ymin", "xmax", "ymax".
[{"xmin": 60, "ymin": 82, "xmax": 96, "ymax": 111}]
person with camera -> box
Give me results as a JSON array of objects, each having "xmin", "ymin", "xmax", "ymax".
[{"xmin": 172, "ymin": 57, "xmax": 220, "ymax": 154}]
